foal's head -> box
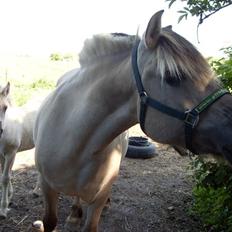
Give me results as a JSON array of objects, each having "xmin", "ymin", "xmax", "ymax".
[
  {"xmin": 0, "ymin": 82, "xmax": 10, "ymax": 137},
  {"xmin": 136, "ymin": 11, "xmax": 232, "ymax": 161}
]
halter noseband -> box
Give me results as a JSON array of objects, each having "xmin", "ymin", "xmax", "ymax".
[{"xmin": 131, "ymin": 40, "xmax": 230, "ymax": 153}]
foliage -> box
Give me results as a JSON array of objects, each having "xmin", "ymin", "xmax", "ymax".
[
  {"xmin": 189, "ymin": 47, "xmax": 232, "ymax": 231},
  {"xmin": 50, "ymin": 53, "xmax": 64, "ymax": 61},
  {"xmin": 0, "ymin": 54, "xmax": 78, "ymax": 106},
  {"xmin": 29, "ymin": 79, "xmax": 55, "ymax": 89},
  {"xmin": 209, "ymin": 47, "xmax": 232, "ymax": 90},
  {"xmin": 50, "ymin": 53, "xmax": 75, "ymax": 61},
  {"xmin": 12, "ymin": 79, "xmax": 55, "ymax": 106},
  {"xmin": 166, "ymin": 0, "xmax": 232, "ymax": 23},
  {"xmin": 189, "ymin": 157, "xmax": 232, "ymax": 231}
]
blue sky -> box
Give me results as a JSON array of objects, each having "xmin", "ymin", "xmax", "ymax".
[{"xmin": 0, "ymin": 0, "xmax": 231, "ymax": 57}]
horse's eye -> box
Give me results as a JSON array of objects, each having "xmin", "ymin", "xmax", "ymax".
[{"xmin": 164, "ymin": 70, "xmax": 181, "ymax": 87}]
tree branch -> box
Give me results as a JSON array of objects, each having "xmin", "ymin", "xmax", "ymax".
[{"xmin": 199, "ymin": 2, "xmax": 232, "ymax": 24}]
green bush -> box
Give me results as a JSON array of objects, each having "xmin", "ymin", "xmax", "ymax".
[
  {"xmin": 49, "ymin": 53, "xmax": 76, "ymax": 61},
  {"xmin": 210, "ymin": 46, "xmax": 232, "ymax": 90},
  {"xmin": 189, "ymin": 48, "xmax": 232, "ymax": 231},
  {"xmin": 190, "ymin": 157, "xmax": 232, "ymax": 231},
  {"xmin": 50, "ymin": 53, "xmax": 63, "ymax": 61},
  {"xmin": 29, "ymin": 79, "xmax": 55, "ymax": 89},
  {"xmin": 13, "ymin": 86, "xmax": 33, "ymax": 106}
]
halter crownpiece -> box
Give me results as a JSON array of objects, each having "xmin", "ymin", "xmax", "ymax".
[{"xmin": 131, "ymin": 40, "xmax": 230, "ymax": 153}]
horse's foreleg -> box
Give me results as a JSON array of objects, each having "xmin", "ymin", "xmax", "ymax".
[
  {"xmin": 32, "ymin": 177, "xmax": 59, "ymax": 232},
  {"xmin": 0, "ymin": 152, "xmax": 16, "ymax": 219},
  {"xmin": 82, "ymin": 190, "xmax": 110, "ymax": 232},
  {"xmin": 65, "ymin": 196, "xmax": 83, "ymax": 231}
]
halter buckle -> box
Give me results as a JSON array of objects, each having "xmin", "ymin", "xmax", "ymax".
[
  {"xmin": 184, "ymin": 110, "xmax": 199, "ymax": 128},
  {"xmin": 140, "ymin": 91, "xmax": 148, "ymax": 104}
]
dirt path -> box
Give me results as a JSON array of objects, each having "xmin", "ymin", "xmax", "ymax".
[{"xmin": 0, "ymin": 126, "xmax": 202, "ymax": 232}]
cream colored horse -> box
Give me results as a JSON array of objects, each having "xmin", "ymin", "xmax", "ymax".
[
  {"xmin": 32, "ymin": 11, "xmax": 232, "ymax": 232},
  {"xmin": 0, "ymin": 84, "xmax": 45, "ymax": 219}
]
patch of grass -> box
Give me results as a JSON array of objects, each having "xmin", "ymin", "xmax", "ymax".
[
  {"xmin": 0, "ymin": 54, "xmax": 79, "ymax": 106},
  {"xmin": 12, "ymin": 79, "xmax": 55, "ymax": 106},
  {"xmin": 29, "ymin": 79, "xmax": 55, "ymax": 89}
]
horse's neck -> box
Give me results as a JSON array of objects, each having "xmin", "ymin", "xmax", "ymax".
[
  {"xmin": 78, "ymin": 53, "xmax": 138, "ymax": 151},
  {"xmin": 96, "ymin": 52, "xmax": 137, "ymax": 119}
]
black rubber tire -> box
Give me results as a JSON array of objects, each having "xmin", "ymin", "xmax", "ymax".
[{"xmin": 125, "ymin": 136, "xmax": 157, "ymax": 159}]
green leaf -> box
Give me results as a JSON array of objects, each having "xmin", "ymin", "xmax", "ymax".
[
  {"xmin": 178, "ymin": 13, "xmax": 188, "ymax": 23},
  {"xmin": 167, "ymin": 0, "xmax": 176, "ymax": 8}
]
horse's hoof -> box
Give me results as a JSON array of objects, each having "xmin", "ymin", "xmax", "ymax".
[{"xmin": 30, "ymin": 220, "xmax": 44, "ymax": 232}]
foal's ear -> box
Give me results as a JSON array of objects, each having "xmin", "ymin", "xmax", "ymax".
[
  {"xmin": 145, "ymin": 10, "xmax": 164, "ymax": 49},
  {"xmin": 1, "ymin": 82, "xmax": 10, "ymax": 96}
]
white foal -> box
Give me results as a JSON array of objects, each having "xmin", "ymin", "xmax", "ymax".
[{"xmin": 0, "ymin": 84, "xmax": 46, "ymax": 219}]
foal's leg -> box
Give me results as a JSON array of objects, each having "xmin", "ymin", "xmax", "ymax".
[
  {"xmin": 65, "ymin": 196, "xmax": 83, "ymax": 231},
  {"xmin": 82, "ymin": 191, "xmax": 110, "ymax": 232},
  {"xmin": 0, "ymin": 152, "xmax": 16, "ymax": 219},
  {"xmin": 32, "ymin": 177, "xmax": 59, "ymax": 232}
]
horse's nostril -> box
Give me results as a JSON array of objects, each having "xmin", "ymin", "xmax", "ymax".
[{"xmin": 0, "ymin": 129, "xmax": 3, "ymax": 135}]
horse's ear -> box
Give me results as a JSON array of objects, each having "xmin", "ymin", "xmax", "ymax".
[
  {"xmin": 163, "ymin": 25, "xmax": 172, "ymax": 31},
  {"xmin": 145, "ymin": 10, "xmax": 164, "ymax": 49},
  {"xmin": 2, "ymin": 82, "xmax": 10, "ymax": 96}
]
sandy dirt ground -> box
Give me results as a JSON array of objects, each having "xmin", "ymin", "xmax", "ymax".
[{"xmin": 0, "ymin": 125, "xmax": 202, "ymax": 232}]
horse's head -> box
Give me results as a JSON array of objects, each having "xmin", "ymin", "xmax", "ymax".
[
  {"xmin": 0, "ymin": 82, "xmax": 10, "ymax": 137},
  {"xmin": 135, "ymin": 10, "xmax": 232, "ymax": 162}
]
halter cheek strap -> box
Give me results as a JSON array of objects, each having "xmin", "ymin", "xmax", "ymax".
[{"xmin": 131, "ymin": 40, "xmax": 230, "ymax": 153}]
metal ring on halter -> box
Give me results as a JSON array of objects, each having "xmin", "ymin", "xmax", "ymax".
[
  {"xmin": 140, "ymin": 91, "xmax": 148, "ymax": 104},
  {"xmin": 184, "ymin": 110, "xmax": 199, "ymax": 129}
]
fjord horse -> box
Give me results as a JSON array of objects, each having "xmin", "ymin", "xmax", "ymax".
[{"xmin": 32, "ymin": 10, "xmax": 232, "ymax": 232}]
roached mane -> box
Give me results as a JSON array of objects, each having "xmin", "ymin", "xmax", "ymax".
[
  {"xmin": 79, "ymin": 33, "xmax": 137, "ymax": 66},
  {"xmin": 78, "ymin": 30, "xmax": 217, "ymax": 87}
]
